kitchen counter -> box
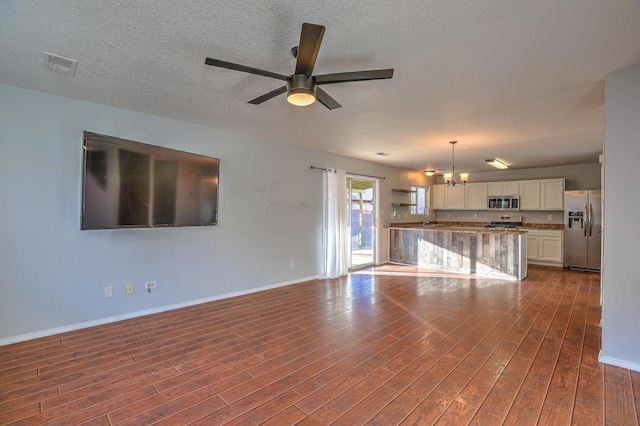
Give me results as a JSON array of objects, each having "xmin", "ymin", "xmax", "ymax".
[
  {"xmin": 389, "ymin": 226, "xmax": 527, "ymax": 280},
  {"xmin": 389, "ymin": 224, "xmax": 527, "ymax": 234},
  {"xmin": 389, "ymin": 221, "xmax": 563, "ymax": 230}
]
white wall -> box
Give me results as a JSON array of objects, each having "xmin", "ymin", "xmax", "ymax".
[
  {"xmin": 601, "ymin": 63, "xmax": 640, "ymax": 371},
  {"xmin": 0, "ymin": 84, "xmax": 424, "ymax": 343}
]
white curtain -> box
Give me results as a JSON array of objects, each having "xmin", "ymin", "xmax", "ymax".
[{"xmin": 320, "ymin": 168, "xmax": 349, "ymax": 279}]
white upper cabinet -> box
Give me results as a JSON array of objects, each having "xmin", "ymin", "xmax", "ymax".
[
  {"xmin": 504, "ymin": 181, "xmax": 520, "ymax": 195},
  {"xmin": 541, "ymin": 178, "xmax": 565, "ymax": 210},
  {"xmin": 432, "ymin": 184, "xmax": 446, "ymax": 210},
  {"xmin": 432, "ymin": 184, "xmax": 465, "ymax": 210},
  {"xmin": 446, "ymin": 185, "xmax": 466, "ymax": 209},
  {"xmin": 488, "ymin": 182, "xmax": 503, "ymax": 196},
  {"xmin": 432, "ymin": 178, "xmax": 565, "ymax": 211},
  {"xmin": 466, "ymin": 183, "xmax": 488, "ymax": 210},
  {"xmin": 520, "ymin": 180, "xmax": 541, "ymax": 210},
  {"xmin": 488, "ymin": 181, "xmax": 519, "ymax": 196}
]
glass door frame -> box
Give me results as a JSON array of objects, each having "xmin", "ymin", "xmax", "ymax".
[{"xmin": 346, "ymin": 175, "xmax": 379, "ymax": 269}]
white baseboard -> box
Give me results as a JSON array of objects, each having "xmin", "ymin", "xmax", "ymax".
[
  {"xmin": 527, "ymin": 260, "xmax": 564, "ymax": 268},
  {"xmin": 0, "ymin": 275, "xmax": 318, "ymax": 347},
  {"xmin": 599, "ymin": 352, "xmax": 640, "ymax": 373}
]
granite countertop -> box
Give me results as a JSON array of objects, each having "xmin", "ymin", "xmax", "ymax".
[
  {"xmin": 389, "ymin": 221, "xmax": 563, "ymax": 230},
  {"xmin": 388, "ymin": 224, "xmax": 528, "ymax": 234}
]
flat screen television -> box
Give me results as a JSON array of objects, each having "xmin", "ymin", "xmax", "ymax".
[{"xmin": 81, "ymin": 131, "xmax": 219, "ymax": 230}]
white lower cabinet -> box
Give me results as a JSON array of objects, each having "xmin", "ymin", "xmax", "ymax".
[{"xmin": 526, "ymin": 229, "xmax": 563, "ymax": 266}]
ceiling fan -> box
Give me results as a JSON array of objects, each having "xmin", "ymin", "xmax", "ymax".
[{"xmin": 205, "ymin": 23, "xmax": 394, "ymax": 110}]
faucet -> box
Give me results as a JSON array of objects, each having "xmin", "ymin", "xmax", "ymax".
[{"xmin": 423, "ymin": 206, "xmax": 431, "ymax": 225}]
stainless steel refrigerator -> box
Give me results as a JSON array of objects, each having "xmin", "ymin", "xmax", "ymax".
[{"xmin": 564, "ymin": 190, "xmax": 601, "ymax": 270}]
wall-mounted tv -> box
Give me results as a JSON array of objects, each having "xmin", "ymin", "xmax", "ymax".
[{"xmin": 82, "ymin": 131, "xmax": 219, "ymax": 230}]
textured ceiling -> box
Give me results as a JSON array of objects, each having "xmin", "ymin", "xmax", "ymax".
[{"xmin": 1, "ymin": 0, "xmax": 639, "ymax": 173}]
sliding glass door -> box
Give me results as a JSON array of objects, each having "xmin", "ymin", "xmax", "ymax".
[{"xmin": 347, "ymin": 177, "xmax": 378, "ymax": 268}]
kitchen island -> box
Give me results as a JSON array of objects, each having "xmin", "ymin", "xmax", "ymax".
[{"xmin": 389, "ymin": 225, "xmax": 528, "ymax": 280}]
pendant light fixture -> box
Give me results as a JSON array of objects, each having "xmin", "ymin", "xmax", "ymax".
[{"xmin": 443, "ymin": 141, "xmax": 469, "ymax": 186}]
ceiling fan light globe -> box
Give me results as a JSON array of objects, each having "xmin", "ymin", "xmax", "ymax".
[
  {"xmin": 286, "ymin": 74, "xmax": 316, "ymax": 106},
  {"xmin": 287, "ymin": 91, "xmax": 316, "ymax": 106}
]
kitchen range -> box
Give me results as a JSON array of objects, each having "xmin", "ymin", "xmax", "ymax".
[{"xmin": 485, "ymin": 214, "xmax": 523, "ymax": 230}]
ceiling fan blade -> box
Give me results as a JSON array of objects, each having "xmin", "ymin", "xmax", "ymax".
[
  {"xmin": 205, "ymin": 57, "xmax": 288, "ymax": 81},
  {"xmin": 295, "ymin": 23, "xmax": 325, "ymax": 76},
  {"xmin": 315, "ymin": 87, "xmax": 342, "ymax": 110},
  {"xmin": 248, "ymin": 85, "xmax": 287, "ymax": 105},
  {"xmin": 315, "ymin": 69, "xmax": 394, "ymax": 85}
]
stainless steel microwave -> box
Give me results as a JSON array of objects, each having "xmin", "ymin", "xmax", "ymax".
[{"xmin": 488, "ymin": 195, "xmax": 519, "ymax": 211}]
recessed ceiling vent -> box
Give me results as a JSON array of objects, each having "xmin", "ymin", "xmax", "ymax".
[{"xmin": 43, "ymin": 52, "xmax": 77, "ymax": 77}]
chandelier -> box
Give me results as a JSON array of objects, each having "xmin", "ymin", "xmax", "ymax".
[{"xmin": 443, "ymin": 141, "xmax": 469, "ymax": 186}]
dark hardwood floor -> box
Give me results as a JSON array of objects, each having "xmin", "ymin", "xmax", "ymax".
[{"xmin": 1, "ymin": 264, "xmax": 639, "ymax": 425}]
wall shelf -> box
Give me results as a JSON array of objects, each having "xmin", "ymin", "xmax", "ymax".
[
  {"xmin": 391, "ymin": 189, "xmax": 416, "ymax": 194},
  {"xmin": 391, "ymin": 203, "xmax": 416, "ymax": 207}
]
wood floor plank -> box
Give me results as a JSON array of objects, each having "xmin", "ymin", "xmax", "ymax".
[
  {"xmin": 110, "ymin": 371, "xmax": 252, "ymax": 425},
  {"xmin": 432, "ymin": 400, "xmax": 476, "ymax": 426},
  {"xmin": 545, "ymin": 343, "xmax": 582, "ymax": 412},
  {"xmin": 454, "ymin": 340, "xmax": 519, "ymax": 409},
  {"xmin": 0, "ymin": 402, "xmax": 40, "ymax": 425},
  {"xmin": 14, "ymin": 386, "xmax": 157, "ymax": 426},
  {"xmin": 572, "ymin": 403, "xmax": 604, "ymax": 426},
  {"xmin": 366, "ymin": 355, "xmax": 461, "ymax": 425},
  {"xmin": 398, "ymin": 370, "xmax": 471, "ymax": 425},
  {"xmin": 223, "ymin": 389, "xmax": 302, "ymax": 426},
  {"xmin": 294, "ymin": 346, "xmax": 401, "ymax": 414},
  {"xmin": 468, "ymin": 355, "xmax": 532, "ymax": 425},
  {"xmin": 0, "ymin": 265, "xmax": 635, "ymax": 426},
  {"xmin": 575, "ymin": 365, "xmax": 604, "ymax": 414},
  {"xmin": 631, "ymin": 371, "xmax": 640, "ymax": 424},
  {"xmin": 539, "ymin": 403, "xmax": 572, "ymax": 424},
  {"xmin": 187, "ymin": 359, "xmax": 333, "ymax": 425},
  {"xmin": 297, "ymin": 367, "xmax": 394, "ymax": 425},
  {"xmin": 605, "ymin": 381, "xmax": 638, "ymax": 426},
  {"xmin": 502, "ymin": 386, "xmax": 545, "ymax": 426},
  {"xmin": 331, "ymin": 385, "xmax": 398, "ymax": 426},
  {"xmin": 259, "ymin": 405, "xmax": 307, "ymax": 426}
]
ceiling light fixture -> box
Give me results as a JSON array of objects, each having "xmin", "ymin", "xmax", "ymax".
[
  {"xmin": 286, "ymin": 74, "xmax": 316, "ymax": 106},
  {"xmin": 485, "ymin": 158, "xmax": 509, "ymax": 169},
  {"xmin": 443, "ymin": 141, "xmax": 469, "ymax": 186},
  {"xmin": 424, "ymin": 170, "xmax": 435, "ymax": 176}
]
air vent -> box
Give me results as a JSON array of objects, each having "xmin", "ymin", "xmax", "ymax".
[{"xmin": 43, "ymin": 52, "xmax": 77, "ymax": 77}]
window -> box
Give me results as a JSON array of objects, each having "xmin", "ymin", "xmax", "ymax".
[{"xmin": 410, "ymin": 185, "xmax": 428, "ymax": 215}]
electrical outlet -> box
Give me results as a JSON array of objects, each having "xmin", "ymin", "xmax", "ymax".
[
  {"xmin": 473, "ymin": 213, "xmax": 478, "ymax": 219},
  {"xmin": 548, "ymin": 214, "xmax": 553, "ymax": 220},
  {"xmin": 145, "ymin": 281, "xmax": 156, "ymax": 292},
  {"xmin": 104, "ymin": 286, "xmax": 112, "ymax": 298},
  {"xmin": 126, "ymin": 284, "xmax": 134, "ymax": 295},
  {"xmin": 289, "ymin": 260, "xmax": 294, "ymax": 268}
]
